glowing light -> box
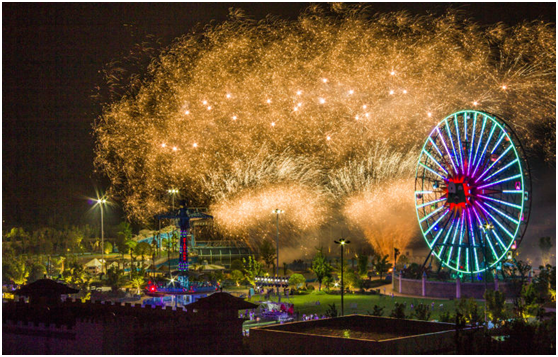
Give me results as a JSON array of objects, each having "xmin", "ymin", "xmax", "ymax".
[
  {"xmin": 322, "ymin": 78, "xmax": 328, "ymax": 83},
  {"xmin": 207, "ymin": 106, "xmax": 212, "ymax": 110},
  {"xmin": 161, "ymin": 143, "xmax": 166, "ymax": 148},
  {"xmin": 296, "ymin": 90, "xmax": 302, "ymax": 95},
  {"xmin": 473, "ymin": 101, "xmax": 478, "ymax": 106},
  {"xmin": 403, "ymin": 90, "xmax": 407, "ymax": 94},
  {"xmin": 193, "ymin": 143, "xmax": 198, "ymax": 148},
  {"xmin": 318, "ymin": 98, "xmax": 326, "ymax": 104},
  {"xmin": 271, "ymin": 122, "xmax": 276, "ymax": 127},
  {"xmin": 501, "ymin": 85, "xmax": 507, "ymax": 90},
  {"xmin": 232, "ymin": 115, "xmax": 237, "ymax": 120},
  {"xmin": 266, "ymin": 99, "xmax": 272, "ymax": 104},
  {"xmin": 390, "ymin": 71, "xmax": 395, "ymax": 76},
  {"xmin": 202, "ymin": 100, "xmax": 207, "ymax": 105},
  {"xmin": 389, "ymin": 90, "xmax": 394, "ymax": 95},
  {"xmin": 348, "ymin": 89, "xmax": 354, "ymax": 95},
  {"xmin": 172, "ymin": 146, "xmax": 178, "ymax": 151},
  {"xmin": 326, "ymin": 136, "xmax": 331, "ymax": 141},
  {"xmin": 427, "ymin": 112, "xmax": 432, "ymax": 117},
  {"xmin": 226, "ymin": 93, "xmax": 231, "ymax": 98},
  {"xmin": 184, "ymin": 110, "xmax": 190, "ymax": 115},
  {"xmin": 362, "ymin": 105, "xmax": 367, "ymax": 109}
]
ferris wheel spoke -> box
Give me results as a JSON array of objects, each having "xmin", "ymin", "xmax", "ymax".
[
  {"xmin": 420, "ymin": 162, "xmax": 447, "ymax": 180},
  {"xmin": 422, "ymin": 149, "xmax": 449, "ymax": 175},
  {"xmin": 445, "ymin": 120, "xmax": 461, "ymax": 174},
  {"xmin": 445, "ymin": 217, "xmax": 462, "ymax": 266},
  {"xmin": 456, "ymin": 215, "xmax": 466, "ymax": 269},
  {"xmin": 471, "ymin": 115, "xmax": 487, "ymax": 174},
  {"xmin": 424, "ymin": 208, "xmax": 450, "ymax": 235},
  {"xmin": 467, "ymin": 113, "xmax": 478, "ymax": 176},
  {"xmin": 474, "ymin": 201, "xmax": 515, "ymax": 239},
  {"xmin": 419, "ymin": 205, "xmax": 446, "ymax": 223},
  {"xmin": 477, "ymin": 173, "xmax": 521, "ymax": 190},
  {"xmin": 428, "ymin": 137, "xmax": 444, "ymax": 158},
  {"xmin": 480, "ymin": 200, "xmax": 520, "ymax": 225},
  {"xmin": 454, "ymin": 115, "xmax": 466, "ymax": 173},
  {"xmin": 475, "ymin": 194, "xmax": 522, "ymax": 210},
  {"xmin": 490, "ymin": 130, "xmax": 507, "ymax": 154},
  {"xmin": 438, "ymin": 217, "xmax": 458, "ymax": 257},
  {"xmin": 417, "ymin": 197, "xmax": 447, "ymax": 209},
  {"xmin": 471, "ymin": 123, "xmax": 497, "ymax": 178},
  {"xmin": 479, "ymin": 158, "xmax": 519, "ymax": 184},
  {"xmin": 436, "ymin": 127, "xmax": 458, "ymax": 175}
]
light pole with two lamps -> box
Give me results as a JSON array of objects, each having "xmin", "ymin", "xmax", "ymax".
[
  {"xmin": 96, "ymin": 197, "xmax": 108, "ymax": 275},
  {"xmin": 272, "ymin": 209, "xmax": 284, "ymax": 301},
  {"xmin": 334, "ymin": 238, "xmax": 350, "ymax": 316}
]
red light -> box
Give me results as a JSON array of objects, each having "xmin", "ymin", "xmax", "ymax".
[{"xmin": 149, "ymin": 285, "xmax": 156, "ymax": 292}]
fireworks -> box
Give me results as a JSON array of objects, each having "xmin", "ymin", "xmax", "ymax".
[{"xmin": 95, "ymin": 5, "xmax": 555, "ymax": 251}]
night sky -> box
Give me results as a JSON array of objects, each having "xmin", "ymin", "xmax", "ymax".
[{"xmin": 3, "ymin": 3, "xmax": 556, "ymax": 235}]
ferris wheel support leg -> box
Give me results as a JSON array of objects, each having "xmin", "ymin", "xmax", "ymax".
[{"xmin": 421, "ymin": 245, "xmax": 437, "ymax": 272}]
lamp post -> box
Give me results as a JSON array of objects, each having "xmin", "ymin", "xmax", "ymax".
[
  {"xmin": 334, "ymin": 238, "xmax": 351, "ymax": 316},
  {"xmin": 272, "ymin": 209, "xmax": 284, "ymax": 301},
  {"xmin": 481, "ymin": 222, "xmax": 494, "ymax": 330},
  {"xmin": 392, "ymin": 247, "xmax": 400, "ymax": 290},
  {"xmin": 97, "ymin": 197, "xmax": 108, "ymax": 275}
]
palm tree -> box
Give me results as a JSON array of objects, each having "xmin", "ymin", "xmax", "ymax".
[
  {"xmin": 8, "ymin": 258, "xmax": 30, "ymax": 286},
  {"xmin": 130, "ymin": 276, "xmax": 145, "ymax": 295}
]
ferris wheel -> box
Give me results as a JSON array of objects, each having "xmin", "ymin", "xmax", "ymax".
[{"xmin": 415, "ymin": 110, "xmax": 531, "ymax": 275}]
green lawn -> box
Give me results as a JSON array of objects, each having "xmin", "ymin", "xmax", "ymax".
[{"xmin": 247, "ymin": 291, "xmax": 483, "ymax": 320}]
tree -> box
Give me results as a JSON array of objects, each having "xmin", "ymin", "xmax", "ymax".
[
  {"xmin": 29, "ymin": 263, "xmax": 47, "ymax": 283},
  {"xmin": 259, "ymin": 239, "xmax": 276, "ymax": 271},
  {"xmin": 64, "ymin": 260, "xmax": 91, "ymax": 291},
  {"xmin": 412, "ymin": 303, "xmax": 432, "ymax": 321},
  {"xmin": 106, "ymin": 266, "xmax": 126, "ymax": 293},
  {"xmin": 311, "ymin": 247, "xmax": 332, "ymax": 291},
  {"xmin": 242, "ymin": 256, "xmax": 263, "ymax": 287},
  {"xmin": 135, "ymin": 242, "xmax": 152, "ymax": 272},
  {"xmin": 373, "ymin": 254, "xmax": 391, "ymax": 280},
  {"xmin": 288, "ymin": 273, "xmax": 306, "ymax": 291},
  {"xmin": 455, "ymin": 297, "xmax": 482, "ymax": 326},
  {"xmin": 5, "ymin": 257, "xmax": 30, "ymax": 286},
  {"xmin": 103, "ymin": 241, "xmax": 113, "ymax": 255},
  {"xmin": 130, "ymin": 276, "xmax": 145, "ymax": 295},
  {"xmin": 231, "ymin": 270, "xmax": 244, "ymax": 286},
  {"xmin": 357, "ymin": 253, "xmax": 369, "ymax": 277},
  {"xmin": 231, "ymin": 259, "xmax": 244, "ymax": 272},
  {"xmin": 538, "ymin": 237, "xmax": 553, "ymax": 266},
  {"xmin": 484, "ymin": 289, "xmax": 507, "ymax": 326}
]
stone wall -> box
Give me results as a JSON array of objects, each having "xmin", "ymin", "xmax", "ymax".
[{"xmin": 394, "ymin": 274, "xmax": 519, "ymax": 299}]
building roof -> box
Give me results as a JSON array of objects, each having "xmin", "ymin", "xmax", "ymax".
[
  {"xmin": 14, "ymin": 279, "xmax": 79, "ymax": 296},
  {"xmin": 188, "ymin": 292, "xmax": 258, "ymax": 311}
]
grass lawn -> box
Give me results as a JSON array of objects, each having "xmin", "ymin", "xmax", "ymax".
[{"xmin": 247, "ymin": 291, "xmax": 484, "ymax": 320}]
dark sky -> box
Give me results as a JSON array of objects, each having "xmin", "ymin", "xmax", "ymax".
[{"xmin": 2, "ymin": 3, "xmax": 556, "ymax": 230}]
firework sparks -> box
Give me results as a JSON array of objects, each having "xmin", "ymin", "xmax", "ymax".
[{"xmin": 95, "ymin": 5, "xmax": 555, "ymax": 250}]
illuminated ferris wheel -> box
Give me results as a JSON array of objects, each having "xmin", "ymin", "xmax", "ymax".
[{"xmin": 415, "ymin": 110, "xmax": 531, "ymax": 275}]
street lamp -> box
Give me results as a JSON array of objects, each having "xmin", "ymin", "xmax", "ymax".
[
  {"xmin": 168, "ymin": 189, "xmax": 179, "ymax": 211},
  {"xmin": 96, "ymin": 197, "xmax": 108, "ymax": 275},
  {"xmin": 480, "ymin": 222, "xmax": 494, "ymax": 329},
  {"xmin": 334, "ymin": 238, "xmax": 351, "ymax": 316},
  {"xmin": 272, "ymin": 209, "xmax": 284, "ymax": 302}
]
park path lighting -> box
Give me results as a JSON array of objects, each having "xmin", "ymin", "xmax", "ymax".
[
  {"xmin": 334, "ymin": 238, "xmax": 351, "ymax": 316},
  {"xmin": 272, "ymin": 209, "xmax": 284, "ymax": 301},
  {"xmin": 96, "ymin": 197, "xmax": 108, "ymax": 275}
]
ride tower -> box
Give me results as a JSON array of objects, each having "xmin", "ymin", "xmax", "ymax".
[{"xmin": 156, "ymin": 201, "xmax": 213, "ymax": 288}]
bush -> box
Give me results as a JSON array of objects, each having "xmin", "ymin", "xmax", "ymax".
[
  {"xmin": 325, "ymin": 303, "xmax": 338, "ymax": 318},
  {"xmin": 368, "ymin": 304, "xmax": 385, "ymax": 316},
  {"xmin": 412, "ymin": 303, "xmax": 432, "ymax": 321},
  {"xmin": 390, "ymin": 302, "xmax": 407, "ymax": 319},
  {"xmin": 306, "ymin": 284, "xmax": 315, "ymax": 291},
  {"xmin": 439, "ymin": 311, "xmax": 453, "ymax": 323}
]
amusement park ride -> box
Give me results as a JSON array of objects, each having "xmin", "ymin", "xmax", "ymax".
[
  {"xmin": 147, "ymin": 201, "xmax": 217, "ymax": 296},
  {"xmin": 415, "ymin": 110, "xmax": 531, "ymax": 280}
]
